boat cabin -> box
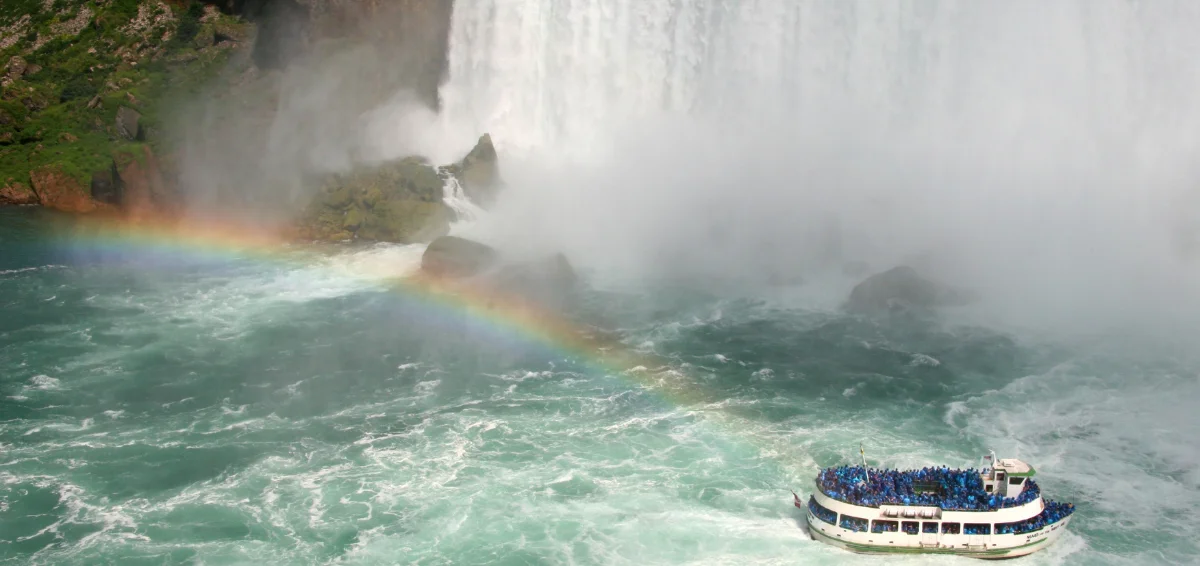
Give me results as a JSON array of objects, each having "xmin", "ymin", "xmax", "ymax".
[{"xmin": 981, "ymin": 455, "xmax": 1036, "ymax": 500}]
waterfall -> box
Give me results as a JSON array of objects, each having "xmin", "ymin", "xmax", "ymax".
[
  {"xmin": 439, "ymin": 0, "xmax": 1200, "ymax": 161},
  {"xmin": 440, "ymin": 171, "xmax": 488, "ymax": 234},
  {"xmin": 434, "ymin": 0, "xmax": 1200, "ymax": 321}
]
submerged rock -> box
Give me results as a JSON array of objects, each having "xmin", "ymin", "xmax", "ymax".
[
  {"xmin": 421, "ymin": 235, "xmax": 498, "ymax": 278},
  {"xmin": 846, "ymin": 265, "xmax": 976, "ymax": 314}
]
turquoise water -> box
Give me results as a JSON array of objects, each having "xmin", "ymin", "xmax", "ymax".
[{"xmin": 1, "ymin": 207, "xmax": 1198, "ymax": 565}]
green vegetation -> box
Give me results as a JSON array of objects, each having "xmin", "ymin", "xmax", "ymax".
[
  {"xmin": 299, "ymin": 157, "xmax": 454, "ymax": 243},
  {"xmin": 0, "ymin": 0, "xmax": 251, "ymax": 191},
  {"xmin": 173, "ymin": 2, "xmax": 204, "ymax": 47}
]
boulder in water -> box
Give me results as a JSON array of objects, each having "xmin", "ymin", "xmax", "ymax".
[
  {"xmin": 421, "ymin": 236, "xmax": 499, "ymax": 278},
  {"xmin": 420, "ymin": 235, "xmax": 580, "ymax": 311},
  {"xmin": 846, "ymin": 265, "xmax": 976, "ymax": 314}
]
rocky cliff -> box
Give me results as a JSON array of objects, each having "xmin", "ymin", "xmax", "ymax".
[
  {"xmin": 0, "ymin": 0, "xmax": 464, "ymax": 243},
  {"xmin": 0, "ymin": 1, "xmax": 252, "ymax": 214}
]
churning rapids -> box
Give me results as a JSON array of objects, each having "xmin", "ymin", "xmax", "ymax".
[{"xmin": 5, "ymin": 1, "xmax": 1200, "ymax": 565}]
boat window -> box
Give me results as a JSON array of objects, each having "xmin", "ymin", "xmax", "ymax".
[
  {"xmin": 922, "ymin": 522, "xmax": 938, "ymax": 534},
  {"xmin": 839, "ymin": 516, "xmax": 868, "ymax": 532},
  {"xmin": 901, "ymin": 521, "xmax": 919, "ymax": 535},
  {"xmin": 985, "ymin": 484, "xmax": 993, "ymax": 493},
  {"xmin": 941, "ymin": 522, "xmax": 960, "ymax": 534},
  {"xmin": 807, "ymin": 496, "xmax": 837, "ymax": 525},
  {"xmin": 1009, "ymin": 477, "xmax": 1024, "ymax": 485},
  {"xmin": 871, "ymin": 520, "xmax": 899, "ymax": 533},
  {"xmin": 964, "ymin": 523, "xmax": 991, "ymax": 535}
]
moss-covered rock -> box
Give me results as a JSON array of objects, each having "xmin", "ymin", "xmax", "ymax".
[{"xmin": 296, "ymin": 156, "xmax": 453, "ymax": 243}]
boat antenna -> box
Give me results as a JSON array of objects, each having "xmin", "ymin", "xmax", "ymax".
[{"xmin": 860, "ymin": 443, "xmax": 870, "ymax": 483}]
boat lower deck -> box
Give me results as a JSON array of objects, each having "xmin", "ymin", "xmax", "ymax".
[{"xmin": 804, "ymin": 499, "xmax": 1072, "ymax": 559}]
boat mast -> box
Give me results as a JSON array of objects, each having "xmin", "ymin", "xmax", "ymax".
[{"xmin": 860, "ymin": 443, "xmax": 870, "ymax": 483}]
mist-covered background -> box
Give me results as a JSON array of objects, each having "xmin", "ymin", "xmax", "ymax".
[{"xmin": 177, "ymin": 0, "xmax": 1200, "ymax": 331}]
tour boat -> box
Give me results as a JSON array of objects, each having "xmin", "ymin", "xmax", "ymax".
[{"xmin": 796, "ymin": 450, "xmax": 1074, "ymax": 559}]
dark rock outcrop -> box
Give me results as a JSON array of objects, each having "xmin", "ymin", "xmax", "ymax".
[
  {"xmin": 90, "ymin": 167, "xmax": 121, "ymax": 205},
  {"xmin": 846, "ymin": 265, "xmax": 977, "ymax": 314},
  {"xmin": 443, "ymin": 133, "xmax": 502, "ymax": 207},
  {"xmin": 421, "ymin": 235, "xmax": 499, "ymax": 278},
  {"xmin": 116, "ymin": 107, "xmax": 143, "ymax": 141}
]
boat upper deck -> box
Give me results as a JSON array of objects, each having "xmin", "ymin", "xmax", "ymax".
[{"xmin": 817, "ymin": 465, "xmax": 1041, "ymax": 511}]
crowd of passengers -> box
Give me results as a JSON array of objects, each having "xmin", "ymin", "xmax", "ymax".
[
  {"xmin": 817, "ymin": 465, "xmax": 1041, "ymax": 511},
  {"xmin": 995, "ymin": 501, "xmax": 1075, "ymax": 535}
]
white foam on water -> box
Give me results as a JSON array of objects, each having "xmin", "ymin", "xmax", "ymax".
[
  {"xmin": 28, "ymin": 375, "xmax": 61, "ymax": 390},
  {"xmin": 316, "ymin": 242, "xmax": 428, "ymax": 282},
  {"xmin": 0, "ymin": 265, "xmax": 66, "ymax": 276}
]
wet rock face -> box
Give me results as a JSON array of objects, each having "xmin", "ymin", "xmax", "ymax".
[
  {"xmin": 116, "ymin": 107, "xmax": 143, "ymax": 141},
  {"xmin": 90, "ymin": 168, "xmax": 121, "ymax": 206},
  {"xmin": 211, "ymin": 0, "xmax": 454, "ymax": 108},
  {"xmin": 249, "ymin": 0, "xmax": 309, "ymax": 70}
]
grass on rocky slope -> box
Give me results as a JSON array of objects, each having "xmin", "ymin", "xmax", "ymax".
[{"xmin": 0, "ymin": 0, "xmax": 248, "ymax": 188}]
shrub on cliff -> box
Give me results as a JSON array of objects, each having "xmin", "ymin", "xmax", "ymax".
[
  {"xmin": 59, "ymin": 76, "xmax": 96, "ymax": 103},
  {"xmin": 173, "ymin": 2, "xmax": 205, "ymax": 47}
]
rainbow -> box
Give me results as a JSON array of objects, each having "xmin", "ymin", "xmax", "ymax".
[
  {"xmin": 47, "ymin": 213, "xmax": 731, "ymax": 411},
  {"xmin": 42, "ymin": 212, "xmax": 816, "ymax": 491}
]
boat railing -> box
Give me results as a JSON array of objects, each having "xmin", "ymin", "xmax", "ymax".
[{"xmin": 814, "ymin": 477, "xmax": 1043, "ymax": 512}]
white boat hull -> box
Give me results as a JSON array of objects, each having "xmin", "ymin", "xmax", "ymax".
[{"xmin": 804, "ymin": 500, "xmax": 1072, "ymax": 559}]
